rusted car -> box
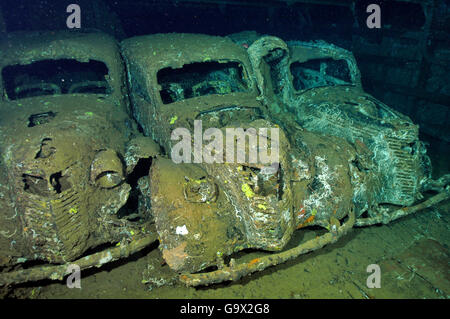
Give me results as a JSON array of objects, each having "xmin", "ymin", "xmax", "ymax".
[
  {"xmin": 247, "ymin": 36, "xmax": 437, "ymax": 208},
  {"xmin": 121, "ymin": 33, "xmax": 296, "ymax": 278},
  {"xmin": 0, "ymin": 31, "xmax": 159, "ymax": 286}
]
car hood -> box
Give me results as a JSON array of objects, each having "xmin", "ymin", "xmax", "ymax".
[
  {"xmin": 293, "ymin": 86, "xmax": 412, "ymax": 125},
  {"xmin": 0, "ymin": 94, "xmax": 130, "ymax": 132}
]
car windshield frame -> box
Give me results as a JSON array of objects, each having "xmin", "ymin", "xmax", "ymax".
[
  {"xmin": 152, "ymin": 59, "xmax": 253, "ymax": 105},
  {"xmin": 289, "ymin": 56, "xmax": 358, "ymax": 93},
  {"xmin": 1, "ymin": 58, "xmax": 113, "ymax": 101}
]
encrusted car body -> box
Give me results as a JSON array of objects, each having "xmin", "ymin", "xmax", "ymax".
[
  {"xmin": 0, "ymin": 31, "xmax": 158, "ymax": 270},
  {"xmin": 121, "ymin": 33, "xmax": 297, "ymax": 273},
  {"xmin": 247, "ymin": 36, "xmax": 432, "ymax": 212}
]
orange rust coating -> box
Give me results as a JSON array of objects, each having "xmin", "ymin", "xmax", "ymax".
[
  {"xmin": 248, "ymin": 258, "xmax": 261, "ymax": 266},
  {"xmin": 296, "ymin": 215, "xmax": 315, "ymax": 229}
]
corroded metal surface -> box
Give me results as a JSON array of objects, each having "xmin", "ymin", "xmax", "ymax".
[
  {"xmin": 247, "ymin": 35, "xmax": 432, "ymax": 210},
  {"xmin": 0, "ymin": 31, "xmax": 157, "ymax": 269}
]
